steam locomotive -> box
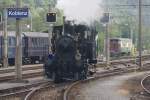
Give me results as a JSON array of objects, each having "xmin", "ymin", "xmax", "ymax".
[{"xmin": 44, "ymin": 22, "xmax": 97, "ymax": 83}]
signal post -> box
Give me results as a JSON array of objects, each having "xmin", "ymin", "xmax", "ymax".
[
  {"xmin": 15, "ymin": 0, "xmax": 22, "ymax": 80},
  {"xmin": 46, "ymin": 11, "xmax": 56, "ymax": 53},
  {"xmin": 138, "ymin": 0, "xmax": 142, "ymax": 69},
  {"xmin": 3, "ymin": 7, "xmax": 8, "ymax": 68},
  {"xmin": 101, "ymin": 13, "xmax": 110, "ymax": 68},
  {"xmin": 105, "ymin": 23, "xmax": 110, "ymax": 68}
]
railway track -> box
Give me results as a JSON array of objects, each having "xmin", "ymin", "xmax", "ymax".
[
  {"xmin": 23, "ymin": 70, "xmax": 125, "ymax": 100},
  {"xmin": 23, "ymin": 64, "xmax": 141, "ymax": 100},
  {"xmin": 0, "ymin": 80, "xmax": 52, "ymax": 100},
  {"xmin": 0, "ymin": 64, "xmax": 44, "ymax": 82},
  {"xmin": 1, "ymin": 55, "xmax": 150, "ymax": 100},
  {"xmin": 1, "ymin": 59, "xmax": 149, "ymax": 100},
  {"xmin": 24, "ymin": 81, "xmax": 72, "ymax": 100},
  {"xmin": 110, "ymin": 54, "xmax": 150, "ymax": 60},
  {"xmin": 0, "ymin": 54, "xmax": 150, "ymax": 82},
  {"xmin": 64, "ymin": 60, "xmax": 150, "ymax": 100},
  {"xmin": 141, "ymin": 75, "xmax": 150, "ymax": 94},
  {"xmin": 97, "ymin": 54, "xmax": 150, "ymax": 69},
  {"xmin": 128, "ymin": 74, "xmax": 150, "ymax": 100},
  {"xmin": 63, "ymin": 67, "xmax": 134, "ymax": 100}
]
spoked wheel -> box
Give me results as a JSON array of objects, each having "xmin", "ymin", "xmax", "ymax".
[
  {"xmin": 75, "ymin": 71, "xmax": 87, "ymax": 80},
  {"xmin": 81, "ymin": 71, "xmax": 87, "ymax": 79},
  {"xmin": 74, "ymin": 72, "xmax": 80, "ymax": 81}
]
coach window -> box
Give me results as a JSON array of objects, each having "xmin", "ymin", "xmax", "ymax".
[
  {"xmin": 41, "ymin": 38, "xmax": 44, "ymax": 45},
  {"xmin": 37, "ymin": 38, "xmax": 39, "ymax": 46},
  {"xmin": 36, "ymin": 38, "xmax": 38, "ymax": 46},
  {"xmin": 31, "ymin": 38, "xmax": 32, "ymax": 46},
  {"xmin": 43, "ymin": 38, "xmax": 45, "ymax": 44},
  {"xmin": 43, "ymin": 38, "xmax": 45, "ymax": 45},
  {"xmin": 43, "ymin": 38, "xmax": 46, "ymax": 45},
  {"xmin": 38, "ymin": 38, "xmax": 40, "ymax": 46},
  {"xmin": 34, "ymin": 38, "xmax": 37, "ymax": 47},
  {"xmin": 8, "ymin": 37, "xmax": 11, "ymax": 46},
  {"xmin": 46, "ymin": 38, "xmax": 48, "ymax": 44},
  {"xmin": 31, "ymin": 38, "xmax": 34, "ymax": 47},
  {"xmin": 35, "ymin": 38, "xmax": 38, "ymax": 46},
  {"xmin": 39, "ymin": 38, "xmax": 41, "ymax": 46},
  {"xmin": 40, "ymin": 38, "xmax": 42, "ymax": 46},
  {"xmin": 0, "ymin": 37, "xmax": 1, "ymax": 45},
  {"xmin": 41, "ymin": 38, "xmax": 43, "ymax": 45},
  {"xmin": 8, "ymin": 37, "xmax": 14, "ymax": 46},
  {"xmin": 22, "ymin": 38, "xmax": 25, "ymax": 46},
  {"xmin": 34, "ymin": 38, "xmax": 36, "ymax": 46},
  {"xmin": 12, "ymin": 37, "xmax": 15, "ymax": 46},
  {"xmin": 28, "ymin": 38, "xmax": 31, "ymax": 47}
]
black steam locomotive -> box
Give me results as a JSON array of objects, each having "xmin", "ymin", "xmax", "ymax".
[{"xmin": 44, "ymin": 22, "xmax": 97, "ymax": 82}]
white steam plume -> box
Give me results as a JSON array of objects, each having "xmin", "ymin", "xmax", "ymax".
[{"xmin": 57, "ymin": 0, "xmax": 103, "ymax": 23}]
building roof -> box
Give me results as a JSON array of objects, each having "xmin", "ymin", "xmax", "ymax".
[{"xmin": 0, "ymin": 31, "xmax": 49, "ymax": 38}]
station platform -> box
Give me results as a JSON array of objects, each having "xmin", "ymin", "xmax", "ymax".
[{"xmin": 0, "ymin": 77, "xmax": 47, "ymax": 92}]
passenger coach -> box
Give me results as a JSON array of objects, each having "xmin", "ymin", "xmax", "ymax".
[
  {"xmin": 110, "ymin": 38, "xmax": 134, "ymax": 57},
  {"xmin": 0, "ymin": 31, "xmax": 50, "ymax": 66}
]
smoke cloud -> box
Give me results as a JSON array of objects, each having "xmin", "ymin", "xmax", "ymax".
[{"xmin": 57, "ymin": 0, "xmax": 103, "ymax": 23}]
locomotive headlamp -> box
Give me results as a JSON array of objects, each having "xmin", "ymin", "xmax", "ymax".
[{"xmin": 75, "ymin": 50, "xmax": 81, "ymax": 61}]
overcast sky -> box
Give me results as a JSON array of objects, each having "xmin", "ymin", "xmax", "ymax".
[{"xmin": 57, "ymin": 0, "xmax": 103, "ymax": 23}]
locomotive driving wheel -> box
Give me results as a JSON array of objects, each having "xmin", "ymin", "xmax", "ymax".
[
  {"xmin": 74, "ymin": 71, "xmax": 86, "ymax": 80},
  {"xmin": 52, "ymin": 71, "xmax": 62, "ymax": 83},
  {"xmin": 74, "ymin": 72, "xmax": 80, "ymax": 80},
  {"xmin": 52, "ymin": 72, "xmax": 56, "ymax": 82}
]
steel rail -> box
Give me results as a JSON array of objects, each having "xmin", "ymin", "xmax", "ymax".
[
  {"xmin": 63, "ymin": 67, "xmax": 136, "ymax": 100},
  {"xmin": 24, "ymin": 82, "xmax": 55, "ymax": 100},
  {"xmin": 0, "ymin": 80, "xmax": 51, "ymax": 99},
  {"xmin": 141, "ymin": 75, "xmax": 150, "ymax": 94}
]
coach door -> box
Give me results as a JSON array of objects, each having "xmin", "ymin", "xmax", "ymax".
[{"xmin": 23, "ymin": 36, "xmax": 28, "ymax": 57}]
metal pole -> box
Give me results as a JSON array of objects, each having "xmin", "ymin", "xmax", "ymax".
[
  {"xmin": 48, "ymin": 24, "xmax": 52, "ymax": 53},
  {"xmin": 48, "ymin": 4, "xmax": 53, "ymax": 53},
  {"xmin": 62, "ymin": 16, "xmax": 66, "ymax": 35},
  {"xmin": 15, "ymin": 0, "xmax": 22, "ymax": 80},
  {"xmin": 3, "ymin": 8, "xmax": 8, "ymax": 68},
  {"xmin": 138, "ymin": 0, "xmax": 142, "ymax": 69},
  {"xmin": 106, "ymin": 23, "xmax": 110, "ymax": 68},
  {"xmin": 30, "ymin": 11, "xmax": 32, "ymax": 32},
  {"xmin": 130, "ymin": 28, "xmax": 133, "ymax": 42}
]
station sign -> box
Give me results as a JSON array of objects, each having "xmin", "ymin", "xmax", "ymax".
[{"xmin": 7, "ymin": 8, "xmax": 29, "ymax": 18}]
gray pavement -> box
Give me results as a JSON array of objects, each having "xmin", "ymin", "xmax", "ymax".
[
  {"xmin": 75, "ymin": 71, "xmax": 150, "ymax": 100},
  {"xmin": 0, "ymin": 77, "xmax": 45, "ymax": 90}
]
